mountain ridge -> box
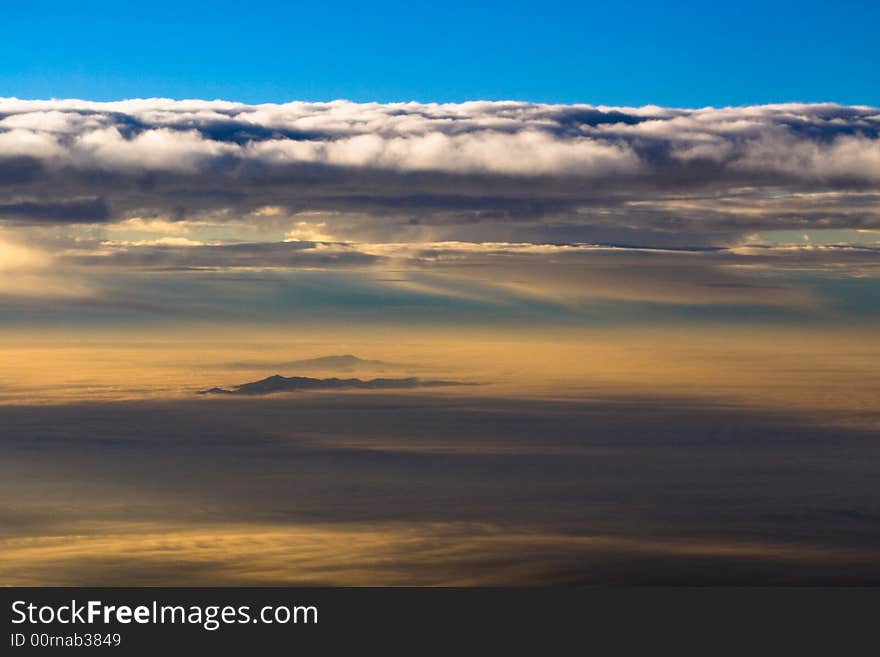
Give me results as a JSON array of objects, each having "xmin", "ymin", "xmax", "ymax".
[{"xmin": 199, "ymin": 374, "xmax": 470, "ymax": 396}]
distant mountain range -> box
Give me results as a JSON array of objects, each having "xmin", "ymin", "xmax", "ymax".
[
  {"xmin": 199, "ymin": 374, "xmax": 469, "ymax": 396},
  {"xmin": 222, "ymin": 354, "xmax": 396, "ymax": 371},
  {"xmin": 280, "ymin": 354, "xmax": 391, "ymax": 370}
]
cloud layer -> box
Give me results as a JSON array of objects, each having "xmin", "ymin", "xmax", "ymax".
[
  {"xmin": 1, "ymin": 99, "xmax": 879, "ymax": 239},
  {"xmin": 0, "ymin": 99, "xmax": 878, "ymax": 322},
  {"xmin": 3, "ymin": 392, "xmax": 880, "ymax": 584}
]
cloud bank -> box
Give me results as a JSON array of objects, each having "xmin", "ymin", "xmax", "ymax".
[{"xmin": 1, "ymin": 99, "xmax": 879, "ymax": 238}]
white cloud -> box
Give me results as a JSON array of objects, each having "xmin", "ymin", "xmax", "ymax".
[
  {"xmin": 72, "ymin": 127, "xmax": 237, "ymax": 172},
  {"xmin": 101, "ymin": 236, "xmax": 205, "ymax": 247},
  {"xmin": 0, "ymin": 98, "xmax": 875, "ymax": 180},
  {"xmin": 0, "ymin": 128, "xmax": 64, "ymax": 159},
  {"xmin": 107, "ymin": 217, "xmax": 193, "ymax": 234},
  {"xmin": 283, "ymin": 221, "xmax": 336, "ymax": 242}
]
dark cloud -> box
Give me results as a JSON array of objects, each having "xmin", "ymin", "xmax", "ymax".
[
  {"xmin": 62, "ymin": 240, "xmax": 379, "ymax": 270},
  {"xmin": 0, "ymin": 197, "xmax": 109, "ymax": 224},
  {"xmin": 0, "ymin": 156, "xmax": 44, "ymax": 185}
]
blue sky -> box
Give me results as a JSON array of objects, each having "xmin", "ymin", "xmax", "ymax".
[{"xmin": 2, "ymin": 0, "xmax": 877, "ymax": 106}]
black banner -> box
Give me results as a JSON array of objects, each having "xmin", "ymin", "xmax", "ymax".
[{"xmin": 2, "ymin": 588, "xmax": 877, "ymax": 653}]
